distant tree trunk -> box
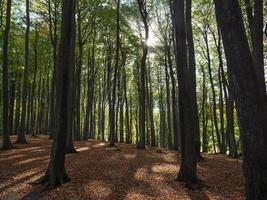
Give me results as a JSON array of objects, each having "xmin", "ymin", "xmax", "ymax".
[
  {"xmin": 17, "ymin": 0, "xmax": 30, "ymax": 144},
  {"xmin": 210, "ymin": 101, "xmax": 217, "ymax": 154},
  {"xmin": 225, "ymin": 81, "xmax": 238, "ymax": 158},
  {"xmin": 159, "ymin": 83, "xmax": 166, "ymax": 148},
  {"xmin": 15, "ymin": 79, "xmax": 21, "ymax": 134},
  {"xmin": 30, "ymin": 25, "xmax": 39, "ymax": 137},
  {"xmin": 2, "ymin": 0, "xmax": 13, "ymax": 149},
  {"xmin": 147, "ymin": 62, "xmax": 156, "ymax": 146},
  {"xmin": 164, "ymin": 56, "xmax": 172, "ymax": 149},
  {"xmin": 201, "ymin": 65, "xmax": 208, "ymax": 153},
  {"xmin": 203, "ymin": 29, "xmax": 222, "ymax": 153},
  {"xmin": 124, "ymin": 64, "xmax": 131, "ymax": 144},
  {"xmin": 9, "ymin": 72, "xmax": 16, "ymax": 135},
  {"xmin": 38, "ymin": 0, "xmax": 76, "ymax": 188},
  {"xmin": 173, "ymin": 0, "xmax": 197, "ymax": 183},
  {"xmin": 214, "ymin": 0, "xmax": 267, "ymax": 198},
  {"xmin": 186, "ymin": 0, "xmax": 202, "ymax": 160},
  {"xmin": 119, "ymin": 93, "xmax": 124, "ymax": 143},
  {"xmin": 101, "ymin": 64, "xmax": 107, "ymax": 141},
  {"xmin": 210, "ymin": 27, "xmax": 227, "ymax": 154}
]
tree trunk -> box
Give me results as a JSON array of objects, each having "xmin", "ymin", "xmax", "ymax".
[
  {"xmin": 9, "ymin": 72, "xmax": 16, "ymax": 135},
  {"xmin": 173, "ymin": 0, "xmax": 197, "ymax": 183},
  {"xmin": 203, "ymin": 29, "xmax": 222, "ymax": 153},
  {"xmin": 137, "ymin": 0, "xmax": 148, "ymax": 149},
  {"xmin": 17, "ymin": 0, "xmax": 30, "ymax": 144},
  {"xmin": 164, "ymin": 56, "xmax": 172, "ymax": 149},
  {"xmin": 201, "ymin": 65, "xmax": 208, "ymax": 153},
  {"xmin": 214, "ymin": 0, "xmax": 267, "ymax": 198},
  {"xmin": 186, "ymin": 0, "xmax": 202, "ymax": 160},
  {"xmin": 1, "ymin": 0, "xmax": 13, "ymax": 149},
  {"xmin": 38, "ymin": 0, "xmax": 76, "ymax": 188}
]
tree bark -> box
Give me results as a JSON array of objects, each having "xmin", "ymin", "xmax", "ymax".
[
  {"xmin": 17, "ymin": 0, "xmax": 30, "ymax": 144},
  {"xmin": 1, "ymin": 0, "xmax": 13, "ymax": 149},
  {"xmin": 186, "ymin": 0, "xmax": 202, "ymax": 160},
  {"xmin": 173, "ymin": 0, "xmax": 197, "ymax": 183},
  {"xmin": 137, "ymin": 0, "xmax": 148, "ymax": 149},
  {"xmin": 214, "ymin": 0, "xmax": 267, "ymax": 198},
  {"xmin": 38, "ymin": 0, "xmax": 76, "ymax": 188}
]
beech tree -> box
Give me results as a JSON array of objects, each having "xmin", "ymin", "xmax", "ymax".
[
  {"xmin": 1, "ymin": 0, "xmax": 13, "ymax": 149},
  {"xmin": 16, "ymin": 0, "xmax": 30, "ymax": 144},
  {"xmin": 173, "ymin": 0, "xmax": 197, "ymax": 183},
  {"xmin": 214, "ymin": 0, "xmax": 267, "ymax": 198},
  {"xmin": 37, "ymin": 0, "xmax": 76, "ymax": 188}
]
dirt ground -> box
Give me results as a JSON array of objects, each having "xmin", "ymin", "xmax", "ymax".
[{"xmin": 0, "ymin": 135, "xmax": 244, "ymax": 200}]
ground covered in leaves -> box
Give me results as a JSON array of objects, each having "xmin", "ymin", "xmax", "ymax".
[{"xmin": 0, "ymin": 135, "xmax": 244, "ymax": 200}]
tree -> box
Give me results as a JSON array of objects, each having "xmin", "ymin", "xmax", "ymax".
[
  {"xmin": 37, "ymin": 0, "xmax": 76, "ymax": 188},
  {"xmin": 185, "ymin": 0, "xmax": 202, "ymax": 160},
  {"xmin": 109, "ymin": 0, "xmax": 121, "ymax": 147},
  {"xmin": 16, "ymin": 0, "xmax": 30, "ymax": 144},
  {"xmin": 137, "ymin": 0, "xmax": 149, "ymax": 149},
  {"xmin": 214, "ymin": 0, "xmax": 267, "ymax": 198},
  {"xmin": 173, "ymin": 0, "xmax": 197, "ymax": 183},
  {"xmin": 1, "ymin": 0, "xmax": 13, "ymax": 150}
]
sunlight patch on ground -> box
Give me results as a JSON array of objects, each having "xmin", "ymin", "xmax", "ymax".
[
  {"xmin": 122, "ymin": 153, "xmax": 137, "ymax": 160},
  {"xmin": 1, "ymin": 154, "xmax": 26, "ymax": 161},
  {"xmin": 16, "ymin": 155, "xmax": 49, "ymax": 165},
  {"xmin": 134, "ymin": 168, "xmax": 149, "ymax": 181},
  {"xmin": 76, "ymin": 147, "xmax": 91, "ymax": 152},
  {"xmin": 92, "ymin": 142, "xmax": 106, "ymax": 147},
  {"xmin": 151, "ymin": 163, "xmax": 177, "ymax": 174}
]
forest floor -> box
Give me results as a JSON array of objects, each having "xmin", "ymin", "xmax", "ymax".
[{"xmin": 0, "ymin": 135, "xmax": 244, "ymax": 200}]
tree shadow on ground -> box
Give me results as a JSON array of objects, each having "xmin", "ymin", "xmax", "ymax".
[{"xmin": 0, "ymin": 136, "xmax": 244, "ymax": 200}]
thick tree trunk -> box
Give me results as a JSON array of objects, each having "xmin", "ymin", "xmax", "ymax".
[
  {"xmin": 38, "ymin": 0, "xmax": 76, "ymax": 188},
  {"xmin": 186, "ymin": 0, "xmax": 201, "ymax": 160},
  {"xmin": 173, "ymin": 0, "xmax": 197, "ymax": 183},
  {"xmin": 214, "ymin": 0, "xmax": 267, "ymax": 198},
  {"xmin": 1, "ymin": 0, "xmax": 13, "ymax": 149}
]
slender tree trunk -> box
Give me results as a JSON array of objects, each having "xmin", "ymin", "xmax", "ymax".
[
  {"xmin": 201, "ymin": 65, "xmax": 208, "ymax": 153},
  {"xmin": 164, "ymin": 56, "xmax": 172, "ymax": 149},
  {"xmin": 203, "ymin": 30, "xmax": 222, "ymax": 153},
  {"xmin": 30, "ymin": 25, "xmax": 39, "ymax": 137},
  {"xmin": 9, "ymin": 72, "xmax": 16, "ymax": 135},
  {"xmin": 17, "ymin": 0, "xmax": 30, "ymax": 143}
]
